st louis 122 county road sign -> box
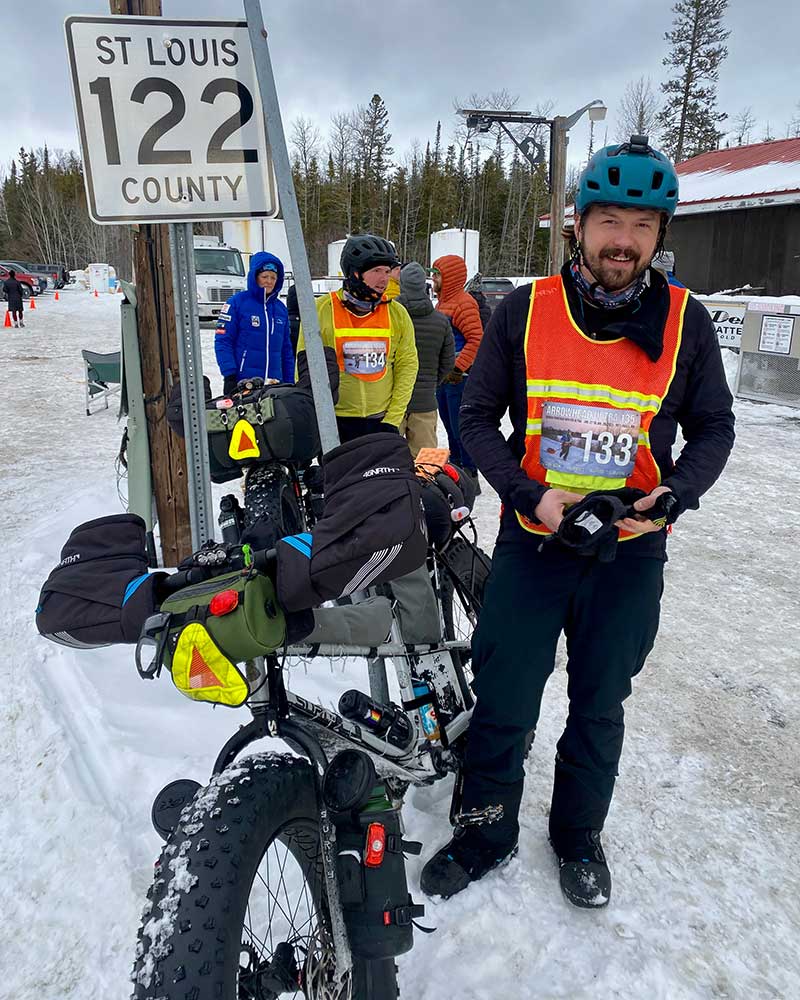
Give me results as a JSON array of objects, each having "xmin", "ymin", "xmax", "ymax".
[{"xmin": 65, "ymin": 16, "xmax": 278, "ymax": 224}]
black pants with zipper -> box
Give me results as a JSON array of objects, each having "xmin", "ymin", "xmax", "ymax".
[{"xmin": 461, "ymin": 536, "xmax": 664, "ymax": 848}]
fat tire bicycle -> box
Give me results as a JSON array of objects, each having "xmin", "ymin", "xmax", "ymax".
[{"xmin": 130, "ymin": 422, "xmax": 491, "ymax": 1000}]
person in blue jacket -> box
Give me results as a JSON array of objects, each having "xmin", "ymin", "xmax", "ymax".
[{"xmin": 214, "ymin": 251, "xmax": 294, "ymax": 395}]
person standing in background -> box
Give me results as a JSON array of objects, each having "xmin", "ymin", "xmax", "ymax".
[
  {"xmin": 466, "ymin": 273, "xmax": 492, "ymax": 332},
  {"xmin": 432, "ymin": 254, "xmax": 484, "ymax": 478},
  {"xmin": 397, "ymin": 262, "xmax": 455, "ymax": 456},
  {"xmin": 214, "ymin": 252, "xmax": 294, "ymax": 395},
  {"xmin": 296, "ymin": 234, "xmax": 418, "ymax": 443},
  {"xmin": 385, "ymin": 261, "xmax": 402, "ymax": 300},
  {"xmin": 3, "ymin": 269, "xmax": 25, "ymax": 328}
]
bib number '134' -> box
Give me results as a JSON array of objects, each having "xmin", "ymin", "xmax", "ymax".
[{"xmin": 65, "ymin": 16, "xmax": 278, "ymax": 223}]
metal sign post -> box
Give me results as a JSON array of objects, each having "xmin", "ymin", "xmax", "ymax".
[
  {"xmin": 169, "ymin": 222, "xmax": 213, "ymax": 546},
  {"xmin": 243, "ymin": 1, "xmax": 340, "ymax": 453}
]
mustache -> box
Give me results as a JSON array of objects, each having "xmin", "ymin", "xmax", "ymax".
[{"xmin": 600, "ymin": 248, "xmax": 639, "ymax": 261}]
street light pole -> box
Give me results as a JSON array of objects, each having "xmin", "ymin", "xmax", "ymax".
[
  {"xmin": 457, "ymin": 101, "xmax": 606, "ymax": 277},
  {"xmin": 548, "ymin": 116, "xmax": 569, "ymax": 276}
]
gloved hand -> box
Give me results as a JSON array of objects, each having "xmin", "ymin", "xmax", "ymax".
[
  {"xmin": 223, "ymin": 374, "xmax": 238, "ymax": 397},
  {"xmin": 379, "ymin": 422, "xmax": 400, "ymax": 434},
  {"xmin": 442, "ymin": 367, "xmax": 465, "ymax": 385}
]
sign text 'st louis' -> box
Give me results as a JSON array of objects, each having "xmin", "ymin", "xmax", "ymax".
[{"xmin": 65, "ymin": 16, "xmax": 277, "ymax": 224}]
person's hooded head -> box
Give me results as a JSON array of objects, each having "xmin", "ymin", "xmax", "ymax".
[{"xmin": 247, "ymin": 251, "xmax": 284, "ymax": 300}]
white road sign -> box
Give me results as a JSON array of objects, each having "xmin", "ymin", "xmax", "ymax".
[{"xmin": 65, "ymin": 16, "xmax": 278, "ymax": 224}]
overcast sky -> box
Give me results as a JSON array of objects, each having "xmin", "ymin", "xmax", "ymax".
[{"xmin": 4, "ymin": 0, "xmax": 799, "ymax": 175}]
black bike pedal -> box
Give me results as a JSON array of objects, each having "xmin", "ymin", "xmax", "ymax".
[{"xmin": 151, "ymin": 778, "xmax": 203, "ymax": 841}]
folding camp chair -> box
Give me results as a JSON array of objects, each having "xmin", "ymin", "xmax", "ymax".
[{"xmin": 82, "ymin": 349, "xmax": 121, "ymax": 415}]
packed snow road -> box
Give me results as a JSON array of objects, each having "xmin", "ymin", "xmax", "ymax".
[{"xmin": 1, "ymin": 287, "xmax": 798, "ymax": 1000}]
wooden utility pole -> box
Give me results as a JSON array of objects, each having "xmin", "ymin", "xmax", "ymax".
[
  {"xmin": 110, "ymin": 0, "xmax": 192, "ymax": 565},
  {"xmin": 547, "ymin": 117, "xmax": 569, "ymax": 276}
]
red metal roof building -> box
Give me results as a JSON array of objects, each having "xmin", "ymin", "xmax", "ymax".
[{"xmin": 540, "ymin": 139, "xmax": 800, "ymax": 294}]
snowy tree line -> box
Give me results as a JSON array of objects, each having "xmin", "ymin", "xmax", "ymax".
[{"xmin": 1, "ymin": 0, "xmax": 798, "ymax": 280}]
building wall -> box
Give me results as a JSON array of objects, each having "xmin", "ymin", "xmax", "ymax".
[{"xmin": 667, "ymin": 204, "xmax": 800, "ymax": 296}]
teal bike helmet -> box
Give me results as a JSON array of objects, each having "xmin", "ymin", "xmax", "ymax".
[{"xmin": 576, "ymin": 135, "xmax": 679, "ymax": 220}]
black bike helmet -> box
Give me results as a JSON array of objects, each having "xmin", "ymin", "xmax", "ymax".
[{"xmin": 340, "ymin": 234, "xmax": 400, "ymax": 276}]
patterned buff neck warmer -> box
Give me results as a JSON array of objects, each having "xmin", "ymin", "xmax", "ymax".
[{"xmin": 569, "ymin": 256, "xmax": 648, "ymax": 310}]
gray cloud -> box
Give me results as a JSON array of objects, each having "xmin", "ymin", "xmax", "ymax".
[{"xmin": 2, "ymin": 0, "xmax": 798, "ymax": 175}]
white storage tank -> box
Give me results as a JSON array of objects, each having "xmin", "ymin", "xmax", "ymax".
[
  {"xmin": 430, "ymin": 229, "xmax": 480, "ymax": 280},
  {"xmin": 328, "ymin": 239, "xmax": 347, "ymax": 278}
]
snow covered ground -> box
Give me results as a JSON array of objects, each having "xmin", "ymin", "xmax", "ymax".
[{"xmin": 1, "ymin": 288, "xmax": 798, "ymax": 1000}]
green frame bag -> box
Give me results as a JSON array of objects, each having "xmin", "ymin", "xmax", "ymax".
[{"xmin": 155, "ymin": 570, "xmax": 286, "ymax": 707}]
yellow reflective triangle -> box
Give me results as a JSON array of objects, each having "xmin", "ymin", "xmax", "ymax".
[
  {"xmin": 229, "ymin": 418, "xmax": 260, "ymax": 460},
  {"xmin": 171, "ymin": 622, "xmax": 249, "ymax": 707}
]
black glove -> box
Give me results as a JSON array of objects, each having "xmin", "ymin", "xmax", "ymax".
[
  {"xmin": 442, "ymin": 367, "xmax": 465, "ymax": 385},
  {"xmin": 379, "ymin": 422, "xmax": 400, "ymax": 434},
  {"xmin": 223, "ymin": 374, "xmax": 238, "ymax": 397}
]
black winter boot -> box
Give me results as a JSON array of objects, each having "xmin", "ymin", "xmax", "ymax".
[
  {"xmin": 550, "ymin": 829, "xmax": 611, "ymax": 909},
  {"xmin": 420, "ymin": 822, "xmax": 518, "ymax": 899}
]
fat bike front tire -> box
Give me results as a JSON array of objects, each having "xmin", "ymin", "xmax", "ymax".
[{"xmin": 131, "ymin": 754, "xmax": 398, "ymax": 1000}]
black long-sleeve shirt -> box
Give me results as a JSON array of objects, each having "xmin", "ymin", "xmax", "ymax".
[{"xmin": 460, "ymin": 265, "xmax": 735, "ymax": 558}]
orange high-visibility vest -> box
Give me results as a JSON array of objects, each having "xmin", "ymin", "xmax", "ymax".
[
  {"xmin": 516, "ymin": 275, "xmax": 688, "ymax": 539},
  {"xmin": 330, "ymin": 292, "xmax": 392, "ymax": 383}
]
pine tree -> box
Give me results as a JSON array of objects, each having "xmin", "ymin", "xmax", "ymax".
[{"xmin": 657, "ymin": 0, "xmax": 730, "ymax": 162}]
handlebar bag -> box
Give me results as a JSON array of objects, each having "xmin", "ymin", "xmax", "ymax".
[
  {"xmin": 35, "ymin": 513, "xmax": 165, "ymax": 648},
  {"xmin": 276, "ymin": 434, "xmax": 428, "ymax": 613},
  {"xmin": 204, "ymin": 384, "xmax": 321, "ymax": 477},
  {"xmin": 156, "ymin": 569, "xmax": 286, "ymax": 707}
]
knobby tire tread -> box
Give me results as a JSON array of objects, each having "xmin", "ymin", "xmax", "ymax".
[{"xmin": 130, "ymin": 753, "xmax": 398, "ymax": 1000}]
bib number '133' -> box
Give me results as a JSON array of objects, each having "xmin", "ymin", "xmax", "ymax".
[{"xmin": 65, "ymin": 16, "xmax": 278, "ymax": 224}]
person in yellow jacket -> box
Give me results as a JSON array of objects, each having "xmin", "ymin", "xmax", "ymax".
[
  {"xmin": 296, "ymin": 234, "xmax": 418, "ymax": 443},
  {"xmin": 385, "ymin": 260, "xmax": 402, "ymax": 300}
]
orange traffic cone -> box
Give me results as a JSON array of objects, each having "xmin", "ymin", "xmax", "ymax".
[
  {"xmin": 54, "ymin": 291, "xmax": 59, "ymax": 301},
  {"xmin": 4, "ymin": 311, "xmax": 11, "ymax": 327},
  {"xmin": 29, "ymin": 295, "xmax": 36, "ymax": 310},
  {"xmin": 93, "ymin": 289, "xmax": 99, "ymax": 298}
]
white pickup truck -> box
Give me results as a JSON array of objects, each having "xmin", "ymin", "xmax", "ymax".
[{"xmin": 194, "ymin": 236, "xmax": 247, "ymax": 322}]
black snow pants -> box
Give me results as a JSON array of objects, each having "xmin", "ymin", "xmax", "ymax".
[{"xmin": 461, "ymin": 536, "xmax": 664, "ymax": 847}]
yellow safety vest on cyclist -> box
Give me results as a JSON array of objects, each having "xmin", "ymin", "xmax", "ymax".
[
  {"xmin": 298, "ymin": 290, "xmax": 418, "ymax": 427},
  {"xmin": 516, "ymin": 275, "xmax": 689, "ymax": 540}
]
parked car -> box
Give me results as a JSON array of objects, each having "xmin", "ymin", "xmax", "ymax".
[
  {"xmin": 480, "ymin": 277, "xmax": 515, "ymax": 313},
  {"xmin": 0, "ymin": 263, "xmax": 39, "ymax": 298},
  {"xmin": 0, "ymin": 261, "xmax": 46, "ymax": 294}
]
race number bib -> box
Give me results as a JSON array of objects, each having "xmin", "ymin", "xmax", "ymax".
[
  {"xmin": 540, "ymin": 402, "xmax": 640, "ymax": 479},
  {"xmin": 342, "ymin": 339, "xmax": 388, "ymax": 377}
]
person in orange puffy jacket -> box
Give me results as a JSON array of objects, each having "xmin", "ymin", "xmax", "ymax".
[{"xmin": 431, "ymin": 254, "xmax": 484, "ymax": 476}]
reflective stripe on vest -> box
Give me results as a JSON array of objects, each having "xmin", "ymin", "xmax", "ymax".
[
  {"xmin": 330, "ymin": 292, "xmax": 392, "ymax": 383},
  {"xmin": 516, "ymin": 275, "xmax": 688, "ymax": 538}
]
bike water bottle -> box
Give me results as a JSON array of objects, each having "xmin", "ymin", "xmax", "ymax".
[
  {"xmin": 339, "ymin": 690, "xmax": 415, "ymax": 750},
  {"xmin": 412, "ymin": 681, "xmax": 440, "ymax": 741}
]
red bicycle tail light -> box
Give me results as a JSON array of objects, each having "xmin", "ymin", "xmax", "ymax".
[
  {"xmin": 442, "ymin": 464, "xmax": 460, "ymax": 482},
  {"xmin": 364, "ymin": 822, "xmax": 386, "ymax": 867},
  {"xmin": 209, "ymin": 589, "xmax": 239, "ymax": 616}
]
